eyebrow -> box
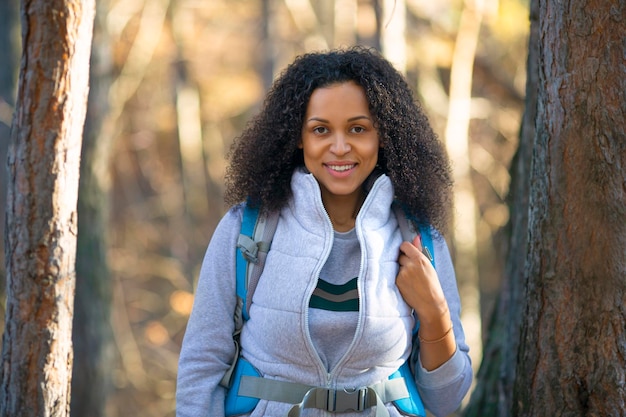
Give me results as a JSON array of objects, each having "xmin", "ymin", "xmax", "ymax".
[{"xmin": 306, "ymin": 115, "xmax": 371, "ymax": 123}]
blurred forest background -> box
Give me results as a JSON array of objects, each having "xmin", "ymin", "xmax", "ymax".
[{"xmin": 0, "ymin": 0, "xmax": 530, "ymax": 416}]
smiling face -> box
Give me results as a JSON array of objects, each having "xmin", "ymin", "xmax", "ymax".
[{"xmin": 300, "ymin": 81, "xmax": 380, "ymax": 212}]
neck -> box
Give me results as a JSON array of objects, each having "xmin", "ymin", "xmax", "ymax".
[{"xmin": 322, "ymin": 191, "xmax": 365, "ymax": 232}]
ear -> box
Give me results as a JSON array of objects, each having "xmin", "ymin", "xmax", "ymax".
[{"xmin": 297, "ymin": 141, "xmax": 303, "ymax": 149}]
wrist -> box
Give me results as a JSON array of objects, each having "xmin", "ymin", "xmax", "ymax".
[
  {"xmin": 416, "ymin": 306, "xmax": 453, "ymax": 342},
  {"xmin": 416, "ymin": 301, "xmax": 450, "ymax": 326},
  {"xmin": 418, "ymin": 322, "xmax": 453, "ymax": 344}
]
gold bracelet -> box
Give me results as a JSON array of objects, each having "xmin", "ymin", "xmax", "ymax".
[{"xmin": 418, "ymin": 323, "xmax": 453, "ymax": 344}]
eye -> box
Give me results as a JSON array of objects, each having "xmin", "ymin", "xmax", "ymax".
[
  {"xmin": 313, "ymin": 126, "xmax": 329, "ymax": 135},
  {"xmin": 350, "ymin": 126, "xmax": 366, "ymax": 134}
]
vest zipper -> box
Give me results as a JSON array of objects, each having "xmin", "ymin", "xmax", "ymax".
[
  {"xmin": 303, "ymin": 189, "xmax": 337, "ymax": 388},
  {"xmin": 303, "ymin": 173, "xmax": 388, "ymax": 393},
  {"xmin": 322, "ymin": 180, "xmax": 382, "ymax": 385},
  {"xmin": 304, "ymin": 175, "xmax": 386, "ymax": 390}
]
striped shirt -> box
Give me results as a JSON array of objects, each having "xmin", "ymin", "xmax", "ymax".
[{"xmin": 308, "ymin": 228, "xmax": 361, "ymax": 370}]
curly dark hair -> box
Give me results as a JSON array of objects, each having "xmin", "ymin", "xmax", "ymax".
[{"xmin": 225, "ymin": 46, "xmax": 453, "ymax": 234}]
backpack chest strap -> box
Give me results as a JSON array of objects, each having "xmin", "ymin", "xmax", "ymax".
[{"xmin": 238, "ymin": 375, "xmax": 408, "ymax": 417}]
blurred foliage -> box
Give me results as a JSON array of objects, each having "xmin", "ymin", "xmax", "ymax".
[{"xmin": 0, "ymin": 0, "xmax": 529, "ymax": 416}]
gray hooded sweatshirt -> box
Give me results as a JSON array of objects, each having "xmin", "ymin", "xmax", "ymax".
[{"xmin": 176, "ymin": 169, "xmax": 472, "ymax": 417}]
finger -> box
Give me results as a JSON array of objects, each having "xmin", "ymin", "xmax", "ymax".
[
  {"xmin": 413, "ymin": 235, "xmax": 422, "ymax": 251},
  {"xmin": 398, "ymin": 253, "xmax": 410, "ymax": 266},
  {"xmin": 400, "ymin": 240, "xmax": 422, "ymax": 259}
]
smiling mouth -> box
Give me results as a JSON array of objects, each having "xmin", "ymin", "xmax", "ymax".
[{"xmin": 327, "ymin": 164, "xmax": 356, "ymax": 172}]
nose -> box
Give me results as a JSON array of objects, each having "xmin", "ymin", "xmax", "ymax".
[{"xmin": 330, "ymin": 133, "xmax": 351, "ymax": 155}]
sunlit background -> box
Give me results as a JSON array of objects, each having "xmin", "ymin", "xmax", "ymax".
[{"xmin": 0, "ymin": 0, "xmax": 529, "ymax": 415}]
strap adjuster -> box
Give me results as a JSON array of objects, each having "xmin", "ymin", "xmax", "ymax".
[{"xmin": 326, "ymin": 387, "xmax": 367, "ymax": 412}]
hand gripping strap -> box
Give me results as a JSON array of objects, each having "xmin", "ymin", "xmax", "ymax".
[
  {"xmin": 392, "ymin": 203, "xmax": 436, "ymax": 341},
  {"xmin": 417, "ymin": 224, "xmax": 435, "ymax": 269},
  {"xmin": 392, "ymin": 203, "xmax": 436, "ymax": 269}
]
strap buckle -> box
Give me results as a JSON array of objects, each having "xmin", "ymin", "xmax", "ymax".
[
  {"xmin": 326, "ymin": 387, "xmax": 367, "ymax": 412},
  {"xmin": 237, "ymin": 234, "xmax": 259, "ymax": 263}
]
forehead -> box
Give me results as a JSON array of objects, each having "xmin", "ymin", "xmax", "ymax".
[{"xmin": 306, "ymin": 82, "xmax": 370, "ymax": 113}]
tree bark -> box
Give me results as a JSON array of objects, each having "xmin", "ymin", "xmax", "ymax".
[
  {"xmin": 514, "ymin": 0, "xmax": 626, "ymax": 415},
  {"xmin": 1, "ymin": 0, "xmax": 95, "ymax": 416},
  {"xmin": 466, "ymin": 0, "xmax": 626, "ymax": 415}
]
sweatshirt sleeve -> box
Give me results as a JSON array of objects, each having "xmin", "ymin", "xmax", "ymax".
[
  {"xmin": 413, "ymin": 231, "xmax": 473, "ymax": 417},
  {"xmin": 176, "ymin": 205, "xmax": 243, "ymax": 417}
]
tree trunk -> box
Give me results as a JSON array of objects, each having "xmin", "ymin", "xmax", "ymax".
[
  {"xmin": 514, "ymin": 0, "xmax": 626, "ymax": 415},
  {"xmin": 71, "ymin": 0, "xmax": 113, "ymax": 415},
  {"xmin": 1, "ymin": 1, "xmax": 95, "ymax": 416},
  {"xmin": 466, "ymin": 0, "xmax": 626, "ymax": 415}
]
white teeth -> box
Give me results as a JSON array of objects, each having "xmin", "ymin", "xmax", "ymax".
[{"xmin": 328, "ymin": 164, "xmax": 354, "ymax": 172}]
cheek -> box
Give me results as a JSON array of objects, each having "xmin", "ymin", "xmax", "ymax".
[
  {"xmin": 366, "ymin": 141, "xmax": 381, "ymax": 160},
  {"xmin": 301, "ymin": 137, "xmax": 322, "ymax": 157}
]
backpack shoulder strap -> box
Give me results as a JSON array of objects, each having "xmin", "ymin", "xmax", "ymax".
[
  {"xmin": 417, "ymin": 224, "xmax": 435, "ymax": 269},
  {"xmin": 392, "ymin": 202, "xmax": 438, "ymax": 344},
  {"xmin": 221, "ymin": 204, "xmax": 279, "ymax": 389},
  {"xmin": 235, "ymin": 204, "xmax": 280, "ymax": 323},
  {"xmin": 392, "ymin": 203, "xmax": 435, "ymax": 269}
]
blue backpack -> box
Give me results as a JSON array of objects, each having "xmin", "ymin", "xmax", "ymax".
[{"xmin": 220, "ymin": 203, "xmax": 435, "ymax": 417}]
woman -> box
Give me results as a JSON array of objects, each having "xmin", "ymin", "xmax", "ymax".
[{"xmin": 176, "ymin": 47, "xmax": 472, "ymax": 417}]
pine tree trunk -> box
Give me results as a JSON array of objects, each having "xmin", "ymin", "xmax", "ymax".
[
  {"xmin": 514, "ymin": 0, "xmax": 626, "ymax": 415},
  {"xmin": 1, "ymin": 1, "xmax": 95, "ymax": 416},
  {"xmin": 466, "ymin": 0, "xmax": 626, "ymax": 415}
]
